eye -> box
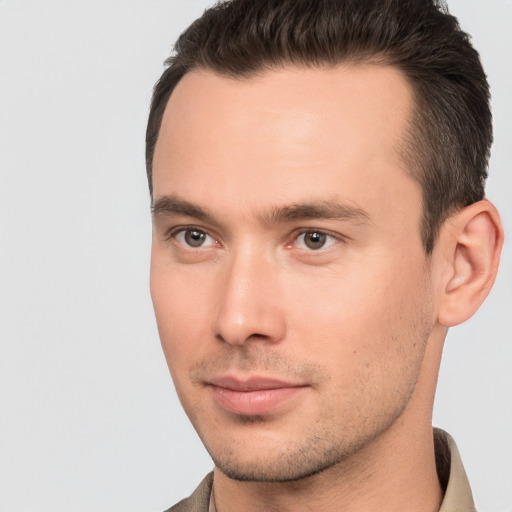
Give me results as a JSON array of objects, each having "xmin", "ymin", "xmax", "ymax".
[
  {"xmin": 174, "ymin": 228, "xmax": 216, "ymax": 248},
  {"xmin": 295, "ymin": 230, "xmax": 338, "ymax": 250}
]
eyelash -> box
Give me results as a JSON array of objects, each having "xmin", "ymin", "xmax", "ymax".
[
  {"xmin": 291, "ymin": 230, "xmax": 340, "ymax": 251},
  {"xmin": 166, "ymin": 226, "xmax": 220, "ymax": 249},
  {"xmin": 166, "ymin": 226, "xmax": 343, "ymax": 253}
]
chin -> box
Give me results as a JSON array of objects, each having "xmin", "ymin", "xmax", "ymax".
[
  {"xmin": 215, "ymin": 457, "xmax": 340, "ymax": 483},
  {"xmin": 208, "ymin": 434, "xmax": 356, "ymax": 483}
]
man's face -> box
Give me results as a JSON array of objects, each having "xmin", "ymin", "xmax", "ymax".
[{"xmin": 150, "ymin": 65, "xmax": 438, "ymax": 481}]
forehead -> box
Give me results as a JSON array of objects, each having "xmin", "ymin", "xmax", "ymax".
[
  {"xmin": 152, "ymin": 64, "xmax": 419, "ymax": 226},
  {"xmin": 158, "ymin": 64, "xmax": 412, "ymax": 148}
]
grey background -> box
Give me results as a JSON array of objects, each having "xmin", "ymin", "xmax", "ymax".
[{"xmin": 0, "ymin": 1, "xmax": 510, "ymax": 511}]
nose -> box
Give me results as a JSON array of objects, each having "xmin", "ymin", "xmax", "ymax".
[{"xmin": 213, "ymin": 247, "xmax": 286, "ymax": 346}]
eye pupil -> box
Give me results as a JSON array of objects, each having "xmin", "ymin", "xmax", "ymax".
[
  {"xmin": 185, "ymin": 229, "xmax": 206, "ymax": 247},
  {"xmin": 305, "ymin": 231, "xmax": 326, "ymax": 249}
]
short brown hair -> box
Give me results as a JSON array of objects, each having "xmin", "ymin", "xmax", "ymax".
[{"xmin": 146, "ymin": 0, "xmax": 492, "ymax": 253}]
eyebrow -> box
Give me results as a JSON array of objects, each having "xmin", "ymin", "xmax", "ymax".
[
  {"xmin": 262, "ymin": 201, "xmax": 371, "ymax": 224},
  {"xmin": 152, "ymin": 194, "xmax": 371, "ymax": 226},
  {"xmin": 152, "ymin": 196, "xmax": 214, "ymax": 222}
]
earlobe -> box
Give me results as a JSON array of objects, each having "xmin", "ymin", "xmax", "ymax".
[{"xmin": 437, "ymin": 200, "xmax": 504, "ymax": 327}]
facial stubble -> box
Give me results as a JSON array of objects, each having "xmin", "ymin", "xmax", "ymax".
[{"xmin": 186, "ymin": 312, "xmax": 433, "ymax": 485}]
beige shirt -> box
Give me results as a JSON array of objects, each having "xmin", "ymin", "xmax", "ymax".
[
  {"xmin": 168, "ymin": 429, "xmax": 476, "ymax": 512},
  {"xmin": 435, "ymin": 429, "xmax": 477, "ymax": 512}
]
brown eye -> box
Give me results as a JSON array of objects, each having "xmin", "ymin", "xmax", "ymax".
[
  {"xmin": 184, "ymin": 229, "xmax": 207, "ymax": 247},
  {"xmin": 303, "ymin": 231, "xmax": 327, "ymax": 250}
]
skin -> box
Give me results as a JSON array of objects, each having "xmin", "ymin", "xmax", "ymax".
[{"xmin": 150, "ymin": 65, "xmax": 503, "ymax": 511}]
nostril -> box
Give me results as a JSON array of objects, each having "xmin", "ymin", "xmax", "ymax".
[{"xmin": 215, "ymin": 331, "xmax": 273, "ymax": 346}]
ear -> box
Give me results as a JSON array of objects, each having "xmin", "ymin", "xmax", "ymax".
[{"xmin": 436, "ymin": 199, "xmax": 504, "ymax": 327}]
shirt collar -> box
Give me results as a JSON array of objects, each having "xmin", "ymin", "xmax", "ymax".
[{"xmin": 435, "ymin": 428, "xmax": 476, "ymax": 512}]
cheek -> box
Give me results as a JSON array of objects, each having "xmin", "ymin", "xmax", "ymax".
[
  {"xmin": 284, "ymin": 256, "xmax": 431, "ymax": 377},
  {"xmin": 288, "ymin": 269, "xmax": 432, "ymax": 432},
  {"xmin": 150, "ymin": 258, "xmax": 214, "ymax": 375}
]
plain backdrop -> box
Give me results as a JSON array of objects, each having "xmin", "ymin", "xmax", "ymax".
[{"xmin": 0, "ymin": 1, "xmax": 510, "ymax": 511}]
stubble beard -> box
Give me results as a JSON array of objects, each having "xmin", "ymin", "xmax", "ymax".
[
  {"xmin": 200, "ymin": 356, "xmax": 426, "ymax": 484},
  {"xmin": 209, "ymin": 401, "xmax": 412, "ymax": 483},
  {"xmin": 187, "ymin": 292, "xmax": 434, "ymax": 484},
  {"xmin": 205, "ymin": 348, "xmax": 431, "ymax": 483}
]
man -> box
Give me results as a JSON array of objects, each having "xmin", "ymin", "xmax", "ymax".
[{"xmin": 146, "ymin": 0, "xmax": 504, "ymax": 510}]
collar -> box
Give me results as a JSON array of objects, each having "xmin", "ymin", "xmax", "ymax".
[{"xmin": 435, "ymin": 428, "xmax": 476, "ymax": 511}]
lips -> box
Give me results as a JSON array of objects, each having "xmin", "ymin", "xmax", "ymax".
[{"xmin": 207, "ymin": 376, "xmax": 307, "ymax": 415}]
